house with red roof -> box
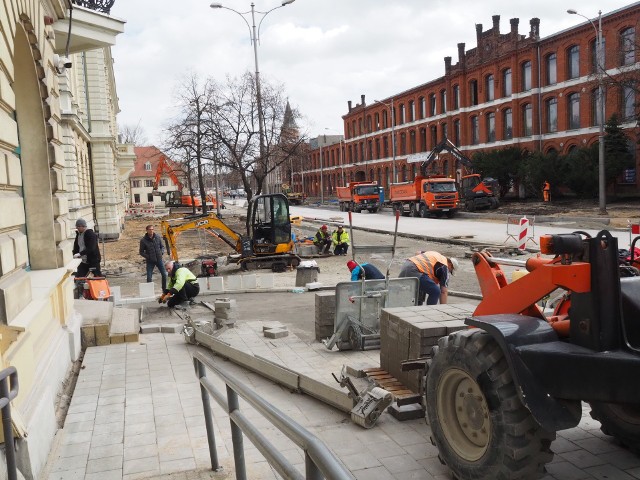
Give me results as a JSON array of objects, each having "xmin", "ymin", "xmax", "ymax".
[{"xmin": 130, "ymin": 146, "xmax": 187, "ymax": 205}]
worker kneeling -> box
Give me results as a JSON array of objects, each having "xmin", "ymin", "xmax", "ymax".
[
  {"xmin": 399, "ymin": 251, "xmax": 457, "ymax": 305},
  {"xmin": 160, "ymin": 261, "xmax": 200, "ymax": 308},
  {"xmin": 347, "ymin": 260, "xmax": 385, "ymax": 281}
]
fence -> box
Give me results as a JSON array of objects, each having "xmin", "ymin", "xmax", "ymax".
[{"xmin": 192, "ymin": 351, "xmax": 354, "ymax": 480}]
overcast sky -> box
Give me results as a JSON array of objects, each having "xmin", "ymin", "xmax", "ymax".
[{"xmin": 110, "ymin": 0, "xmax": 633, "ymax": 146}]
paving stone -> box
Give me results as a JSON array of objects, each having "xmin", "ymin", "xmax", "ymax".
[
  {"xmin": 123, "ymin": 455, "xmax": 160, "ymax": 475},
  {"xmin": 86, "ymin": 454, "xmax": 123, "ymax": 474},
  {"xmin": 264, "ymin": 328, "xmax": 289, "ymax": 339},
  {"xmin": 160, "ymin": 324, "xmax": 183, "ymax": 334}
]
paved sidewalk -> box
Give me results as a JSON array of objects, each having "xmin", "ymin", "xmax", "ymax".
[{"xmin": 44, "ymin": 329, "xmax": 640, "ymax": 480}]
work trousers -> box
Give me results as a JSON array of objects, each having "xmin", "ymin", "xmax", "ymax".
[
  {"xmin": 399, "ymin": 260, "xmax": 441, "ymax": 305},
  {"xmin": 167, "ymin": 281, "xmax": 200, "ymax": 308}
]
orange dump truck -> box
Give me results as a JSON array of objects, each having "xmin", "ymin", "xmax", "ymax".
[
  {"xmin": 389, "ymin": 176, "xmax": 460, "ymax": 218},
  {"xmin": 336, "ymin": 181, "xmax": 380, "ymax": 213}
]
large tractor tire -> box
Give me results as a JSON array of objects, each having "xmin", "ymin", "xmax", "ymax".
[
  {"xmin": 590, "ymin": 402, "xmax": 640, "ymax": 453},
  {"xmin": 426, "ymin": 330, "xmax": 555, "ymax": 480}
]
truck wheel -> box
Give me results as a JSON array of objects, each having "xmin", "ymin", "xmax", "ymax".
[
  {"xmin": 409, "ymin": 203, "xmax": 417, "ymax": 217},
  {"xmin": 419, "ymin": 204, "xmax": 428, "ymax": 218},
  {"xmin": 446, "ymin": 210, "xmax": 455, "ymax": 218},
  {"xmin": 466, "ymin": 200, "xmax": 476, "ymax": 212},
  {"xmin": 490, "ymin": 197, "xmax": 500, "ymax": 209},
  {"xmin": 426, "ymin": 330, "xmax": 555, "ymax": 480},
  {"xmin": 590, "ymin": 402, "xmax": 640, "ymax": 453},
  {"xmin": 369, "ymin": 208, "xmax": 378, "ymax": 213}
]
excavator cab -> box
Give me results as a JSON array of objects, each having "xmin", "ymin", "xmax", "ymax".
[{"xmin": 249, "ymin": 194, "xmax": 293, "ymax": 255}]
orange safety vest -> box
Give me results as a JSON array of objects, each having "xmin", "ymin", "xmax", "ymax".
[{"xmin": 408, "ymin": 251, "xmax": 448, "ymax": 283}]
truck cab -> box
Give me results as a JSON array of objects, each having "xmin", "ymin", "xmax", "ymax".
[{"xmin": 337, "ymin": 182, "xmax": 380, "ymax": 213}]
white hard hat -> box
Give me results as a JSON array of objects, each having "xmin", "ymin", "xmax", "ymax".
[{"xmin": 449, "ymin": 257, "xmax": 459, "ymax": 275}]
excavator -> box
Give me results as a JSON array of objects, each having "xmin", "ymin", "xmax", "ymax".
[
  {"xmin": 423, "ymin": 230, "xmax": 640, "ymax": 479},
  {"xmin": 420, "ymin": 138, "xmax": 499, "ymax": 211},
  {"xmin": 152, "ymin": 155, "xmax": 201, "ymax": 208},
  {"xmin": 160, "ymin": 193, "xmax": 300, "ymax": 272}
]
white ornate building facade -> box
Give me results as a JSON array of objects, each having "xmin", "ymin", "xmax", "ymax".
[{"xmin": 0, "ymin": 1, "xmax": 131, "ymax": 477}]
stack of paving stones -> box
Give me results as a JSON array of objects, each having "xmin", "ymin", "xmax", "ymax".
[
  {"xmin": 314, "ymin": 291, "xmax": 336, "ymax": 341},
  {"xmin": 380, "ymin": 303, "xmax": 475, "ymax": 393},
  {"xmin": 262, "ymin": 321, "xmax": 289, "ymax": 338},
  {"xmin": 79, "ymin": 303, "xmax": 141, "ymax": 348},
  {"xmin": 214, "ymin": 298, "xmax": 238, "ymax": 328}
]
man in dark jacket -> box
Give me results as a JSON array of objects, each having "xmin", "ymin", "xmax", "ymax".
[
  {"xmin": 73, "ymin": 218, "xmax": 102, "ymax": 277},
  {"xmin": 139, "ymin": 225, "xmax": 167, "ymax": 291}
]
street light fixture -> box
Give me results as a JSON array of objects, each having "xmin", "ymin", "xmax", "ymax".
[
  {"xmin": 210, "ymin": 1, "xmax": 295, "ymax": 193},
  {"xmin": 568, "ymin": 8, "xmax": 606, "ymax": 214},
  {"xmin": 374, "ymin": 99, "xmax": 397, "ymax": 183}
]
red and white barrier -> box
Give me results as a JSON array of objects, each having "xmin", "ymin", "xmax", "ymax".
[{"xmin": 518, "ymin": 216, "xmax": 530, "ymax": 251}]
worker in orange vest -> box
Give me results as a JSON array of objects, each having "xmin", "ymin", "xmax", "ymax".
[
  {"xmin": 543, "ymin": 181, "xmax": 551, "ymax": 202},
  {"xmin": 399, "ymin": 251, "xmax": 458, "ymax": 305}
]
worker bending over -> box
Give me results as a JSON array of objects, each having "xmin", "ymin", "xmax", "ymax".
[
  {"xmin": 347, "ymin": 260, "xmax": 385, "ymax": 281},
  {"xmin": 160, "ymin": 261, "xmax": 200, "ymax": 308},
  {"xmin": 399, "ymin": 251, "xmax": 458, "ymax": 305}
]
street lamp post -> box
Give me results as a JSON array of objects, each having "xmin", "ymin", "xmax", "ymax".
[
  {"xmin": 340, "ymin": 139, "xmax": 345, "ymax": 185},
  {"xmin": 374, "ymin": 99, "xmax": 397, "ymax": 183},
  {"xmin": 319, "ymin": 139, "xmax": 324, "ymax": 204},
  {"xmin": 210, "ymin": 1, "xmax": 295, "ymax": 194},
  {"xmin": 568, "ymin": 8, "xmax": 606, "ymax": 214}
]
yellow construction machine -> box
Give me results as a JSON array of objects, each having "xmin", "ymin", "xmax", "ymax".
[{"xmin": 160, "ymin": 193, "xmax": 300, "ymax": 272}]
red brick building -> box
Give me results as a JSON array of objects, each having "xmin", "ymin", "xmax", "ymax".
[{"xmin": 303, "ymin": 3, "xmax": 640, "ymax": 198}]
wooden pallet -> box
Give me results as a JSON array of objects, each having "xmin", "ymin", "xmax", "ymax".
[{"xmin": 362, "ymin": 367, "xmax": 421, "ymax": 406}]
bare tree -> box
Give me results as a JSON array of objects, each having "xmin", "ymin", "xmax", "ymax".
[{"xmin": 119, "ymin": 121, "xmax": 148, "ymax": 145}]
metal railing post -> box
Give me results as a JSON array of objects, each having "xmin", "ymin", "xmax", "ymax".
[
  {"xmin": 305, "ymin": 451, "xmax": 323, "ymax": 480},
  {"xmin": 226, "ymin": 385, "xmax": 247, "ymax": 480},
  {"xmin": 0, "ymin": 367, "xmax": 19, "ymax": 480},
  {"xmin": 193, "ymin": 358, "xmax": 220, "ymax": 471}
]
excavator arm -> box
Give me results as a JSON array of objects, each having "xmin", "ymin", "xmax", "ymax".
[
  {"xmin": 420, "ymin": 138, "xmax": 472, "ymax": 176},
  {"xmin": 160, "ymin": 214, "xmax": 244, "ymax": 261}
]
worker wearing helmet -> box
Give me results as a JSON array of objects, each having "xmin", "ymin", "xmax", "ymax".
[
  {"xmin": 399, "ymin": 251, "xmax": 458, "ymax": 305},
  {"xmin": 160, "ymin": 261, "xmax": 200, "ymax": 308},
  {"xmin": 314, "ymin": 225, "xmax": 332, "ymax": 254},
  {"xmin": 347, "ymin": 260, "xmax": 385, "ymax": 281}
]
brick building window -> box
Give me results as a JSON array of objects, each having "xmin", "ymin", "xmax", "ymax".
[
  {"xmin": 546, "ymin": 53, "xmax": 557, "ymax": 85},
  {"xmin": 592, "ymin": 89, "xmax": 603, "ymax": 126},
  {"xmin": 358, "ymin": 119, "xmax": 363, "ymax": 135},
  {"xmin": 375, "ymin": 139, "xmax": 380, "ymax": 159},
  {"xmin": 568, "ymin": 93, "xmax": 580, "ymax": 129},
  {"xmin": 440, "ymin": 89, "xmax": 447, "ymax": 113},
  {"xmin": 567, "ymin": 45, "xmax": 580, "ymax": 79},
  {"xmin": 383, "ymin": 137, "xmax": 389, "ymax": 157},
  {"xmin": 442, "ymin": 123, "xmax": 448, "ymax": 140},
  {"xmin": 453, "ymin": 85, "xmax": 460, "ymax": 110},
  {"xmin": 419, "ymin": 128, "xmax": 427, "ymax": 152},
  {"xmin": 429, "ymin": 94, "xmax": 437, "ymax": 116},
  {"xmin": 621, "ymin": 85, "xmax": 635, "ymax": 121},
  {"xmin": 410, "ymin": 131, "xmax": 416, "ymax": 153},
  {"xmin": 382, "ymin": 111, "xmax": 388, "ymax": 129},
  {"xmin": 375, "ymin": 113, "xmax": 380, "ymax": 130},
  {"xmin": 485, "ymin": 75, "xmax": 494, "ymax": 101},
  {"xmin": 352, "ymin": 121, "xmax": 356, "ymax": 136},
  {"xmin": 521, "ymin": 61, "xmax": 532, "ymax": 91},
  {"xmin": 470, "ymin": 80, "xmax": 479, "ymax": 105},
  {"xmin": 400, "ymin": 133, "xmax": 406, "ymax": 155},
  {"xmin": 621, "ymin": 27, "xmax": 636, "ymax": 66},
  {"xmin": 503, "ymin": 108, "xmax": 513, "ymax": 139},
  {"xmin": 503, "ymin": 68, "xmax": 512, "ymax": 97},
  {"xmin": 367, "ymin": 115, "xmax": 372, "ymax": 132},
  {"xmin": 486, "ymin": 112, "xmax": 496, "ymax": 142},
  {"xmin": 419, "ymin": 97, "xmax": 426, "ymax": 119},
  {"xmin": 399, "ymin": 104, "xmax": 405, "ymax": 124},
  {"xmin": 546, "ymin": 98, "xmax": 558, "ymax": 133},
  {"xmin": 430, "ymin": 126, "xmax": 437, "ymax": 147},
  {"xmin": 409, "ymin": 101, "xmax": 415, "ymax": 122},
  {"xmin": 523, "ymin": 104, "xmax": 533, "ymax": 136},
  {"xmin": 454, "ymin": 120, "xmax": 461, "ymax": 146},
  {"xmin": 471, "ymin": 116, "xmax": 479, "ymax": 144}
]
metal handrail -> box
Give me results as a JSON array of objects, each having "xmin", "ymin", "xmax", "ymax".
[
  {"xmin": 0, "ymin": 367, "xmax": 19, "ymax": 480},
  {"xmin": 192, "ymin": 350, "xmax": 354, "ymax": 480}
]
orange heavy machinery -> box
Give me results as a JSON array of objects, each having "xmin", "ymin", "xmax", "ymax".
[
  {"xmin": 153, "ymin": 155, "xmax": 201, "ymax": 208},
  {"xmin": 336, "ymin": 181, "xmax": 380, "ymax": 213},
  {"xmin": 389, "ymin": 175, "xmax": 460, "ymax": 218},
  {"xmin": 424, "ymin": 231, "xmax": 640, "ymax": 479}
]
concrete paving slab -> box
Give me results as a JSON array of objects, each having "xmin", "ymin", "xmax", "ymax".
[{"xmin": 42, "ymin": 320, "xmax": 640, "ymax": 480}]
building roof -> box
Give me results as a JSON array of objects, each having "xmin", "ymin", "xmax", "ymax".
[{"xmin": 131, "ymin": 146, "xmax": 183, "ymax": 179}]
